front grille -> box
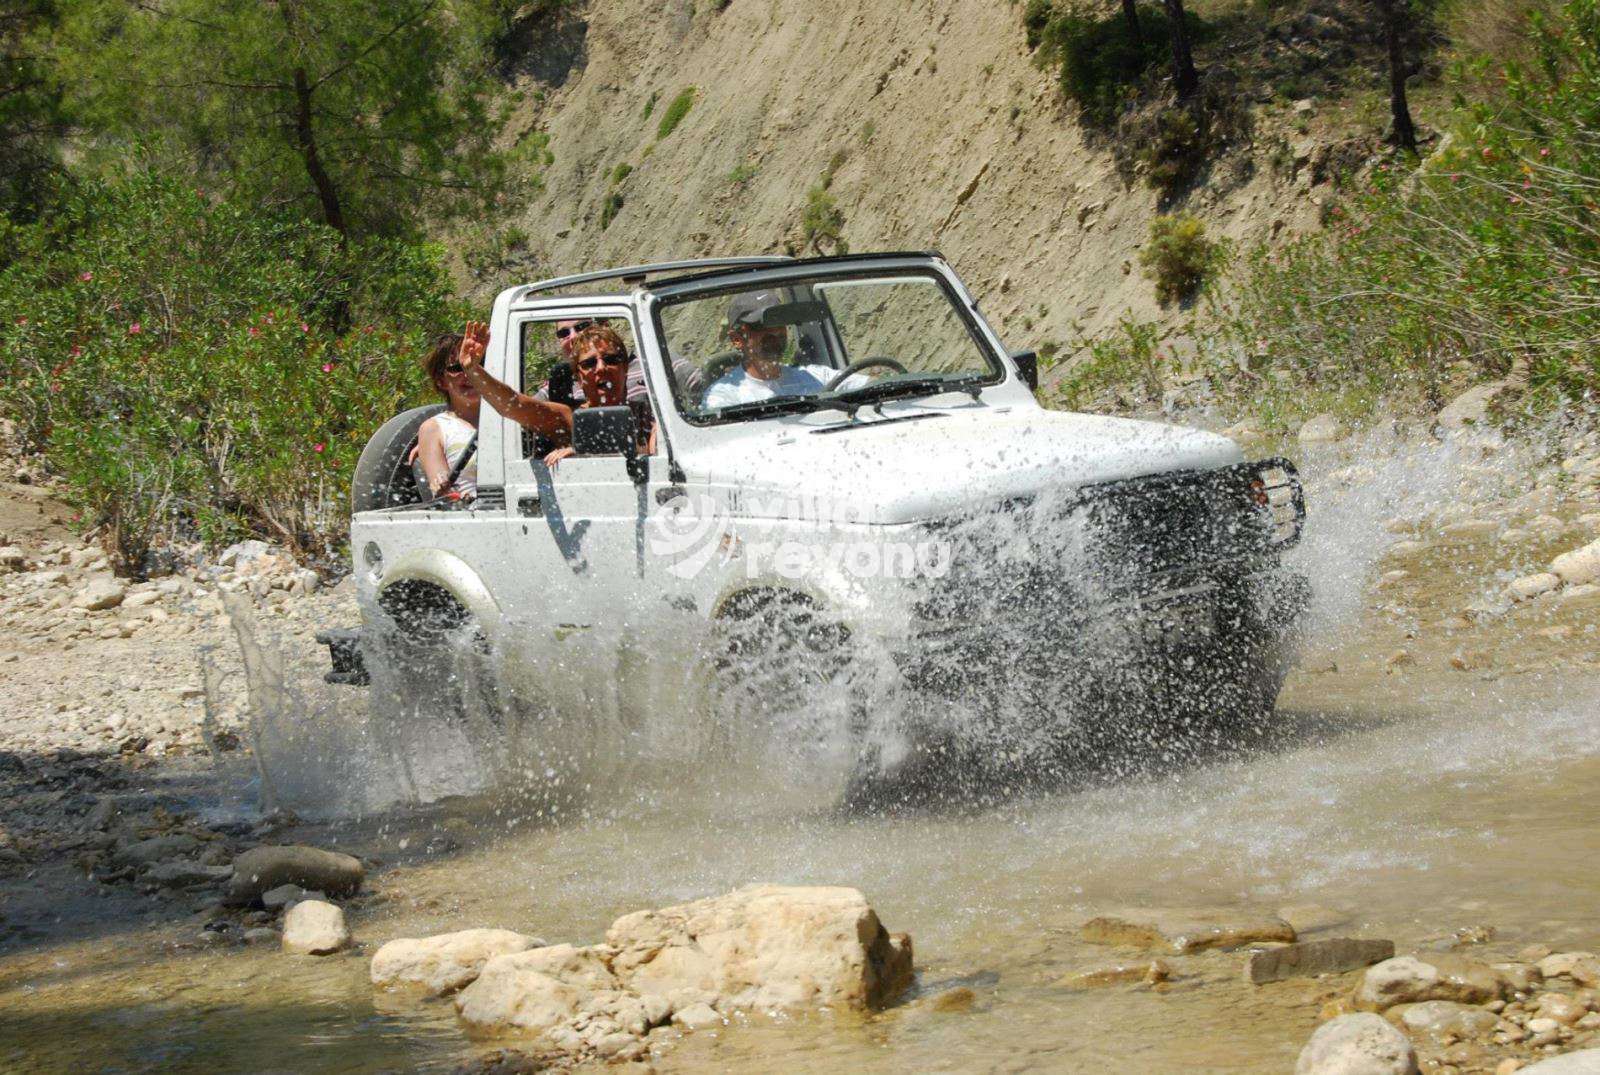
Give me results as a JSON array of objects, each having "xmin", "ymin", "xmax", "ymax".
[{"xmin": 914, "ymin": 459, "xmax": 1303, "ymax": 625}]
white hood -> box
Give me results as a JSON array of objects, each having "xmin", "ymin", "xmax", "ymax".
[{"xmin": 684, "ymin": 404, "xmax": 1243, "ymax": 525}]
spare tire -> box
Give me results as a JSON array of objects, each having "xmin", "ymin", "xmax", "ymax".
[{"xmin": 352, "ymin": 404, "xmax": 444, "ymax": 514}]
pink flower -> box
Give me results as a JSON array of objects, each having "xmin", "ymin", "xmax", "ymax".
[
  {"xmin": 1539, "ymin": 147, "xmax": 1550, "ymax": 157},
  {"xmin": 321, "ymin": 363, "xmax": 334, "ymax": 373},
  {"xmin": 79, "ymin": 271, "xmax": 93, "ymax": 282},
  {"xmin": 128, "ymin": 322, "xmax": 141, "ymax": 335},
  {"xmin": 249, "ymin": 326, "xmax": 260, "ymax": 338},
  {"xmin": 1482, "ymin": 147, "xmax": 1492, "ymax": 158},
  {"xmin": 312, "ymin": 442, "xmax": 326, "ymax": 453},
  {"xmin": 15, "ymin": 316, "xmax": 26, "ymax": 325},
  {"xmin": 300, "ymin": 322, "xmax": 311, "ymax": 333},
  {"xmin": 70, "ymin": 345, "xmax": 82, "ymax": 356}
]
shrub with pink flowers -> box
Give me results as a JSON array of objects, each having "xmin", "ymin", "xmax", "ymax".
[{"xmin": 0, "ymin": 170, "xmax": 465, "ymax": 573}]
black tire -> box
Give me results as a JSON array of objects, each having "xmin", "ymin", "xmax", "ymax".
[{"xmin": 352, "ymin": 403, "xmax": 444, "ymax": 514}]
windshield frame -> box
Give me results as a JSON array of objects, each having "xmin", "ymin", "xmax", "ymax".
[{"xmin": 646, "ymin": 263, "xmax": 1009, "ymax": 427}]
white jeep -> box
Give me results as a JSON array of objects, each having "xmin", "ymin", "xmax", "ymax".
[{"xmin": 323, "ymin": 253, "xmax": 1307, "ymax": 799}]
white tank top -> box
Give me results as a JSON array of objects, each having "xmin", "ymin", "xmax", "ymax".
[{"xmin": 433, "ymin": 411, "xmax": 478, "ymax": 497}]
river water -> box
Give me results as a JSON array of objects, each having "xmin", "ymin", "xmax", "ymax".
[{"xmin": 4, "ymin": 430, "xmax": 1599, "ymax": 1072}]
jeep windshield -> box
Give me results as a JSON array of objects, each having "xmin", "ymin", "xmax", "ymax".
[{"xmin": 654, "ymin": 269, "xmax": 1003, "ymax": 423}]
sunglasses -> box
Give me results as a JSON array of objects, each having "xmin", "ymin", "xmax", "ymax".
[
  {"xmin": 444, "ymin": 362, "xmax": 465, "ymax": 374},
  {"xmin": 555, "ymin": 320, "xmax": 596, "ymax": 340},
  {"xmin": 577, "ymin": 351, "xmax": 628, "ymax": 372}
]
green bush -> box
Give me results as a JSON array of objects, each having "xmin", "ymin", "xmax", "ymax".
[
  {"xmin": 599, "ymin": 190, "xmax": 625, "ymax": 229},
  {"xmin": 1217, "ymin": 0, "xmax": 1600, "ymax": 411},
  {"xmin": 801, "ymin": 185, "xmax": 847, "ymax": 254},
  {"xmin": 609, "ymin": 162, "xmax": 633, "ymax": 186},
  {"xmin": 0, "ymin": 170, "xmax": 459, "ymax": 573},
  {"xmin": 1031, "ymin": 2, "xmax": 1206, "ymax": 127},
  {"xmin": 1140, "ymin": 213, "xmax": 1225, "ymax": 304},
  {"xmin": 1056, "ymin": 317, "xmax": 1169, "ymax": 410},
  {"xmin": 726, "ymin": 163, "xmax": 757, "ymax": 186},
  {"xmin": 656, "ymin": 88, "xmax": 697, "ymax": 140},
  {"xmin": 1138, "ymin": 106, "xmax": 1209, "ymax": 194}
]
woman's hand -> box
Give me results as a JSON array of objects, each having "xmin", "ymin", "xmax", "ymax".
[
  {"xmin": 457, "ymin": 320, "xmax": 489, "ymax": 374},
  {"xmin": 543, "ymin": 445, "xmax": 576, "ymax": 470}
]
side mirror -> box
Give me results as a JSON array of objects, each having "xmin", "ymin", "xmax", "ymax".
[
  {"xmin": 571, "ymin": 406, "xmax": 644, "ymax": 484},
  {"xmin": 1010, "ymin": 350, "xmax": 1039, "ymax": 392}
]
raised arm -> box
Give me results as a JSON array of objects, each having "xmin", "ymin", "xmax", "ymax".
[
  {"xmin": 456, "ymin": 321, "xmax": 573, "ymax": 443},
  {"xmin": 414, "ymin": 417, "xmax": 454, "ymax": 495}
]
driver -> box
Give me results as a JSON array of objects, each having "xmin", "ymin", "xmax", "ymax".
[{"xmin": 703, "ymin": 290, "xmax": 855, "ymax": 408}]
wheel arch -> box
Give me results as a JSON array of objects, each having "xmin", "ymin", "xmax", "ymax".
[{"xmin": 375, "ymin": 549, "xmax": 500, "ymax": 638}]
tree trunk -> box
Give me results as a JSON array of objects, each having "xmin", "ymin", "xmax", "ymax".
[
  {"xmin": 292, "ymin": 66, "xmax": 347, "ymax": 236},
  {"xmin": 1121, "ymin": 0, "xmax": 1144, "ymax": 44},
  {"xmin": 1161, "ymin": 0, "xmax": 1199, "ymax": 99},
  {"xmin": 1376, "ymin": 0, "xmax": 1418, "ymax": 152}
]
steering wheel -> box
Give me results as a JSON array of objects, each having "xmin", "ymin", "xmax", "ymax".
[{"xmin": 825, "ymin": 356, "xmax": 907, "ymax": 390}]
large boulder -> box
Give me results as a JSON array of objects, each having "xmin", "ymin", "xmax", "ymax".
[
  {"xmin": 1081, "ymin": 907, "xmax": 1296, "ymax": 954},
  {"xmin": 371, "ymin": 929, "xmax": 543, "ymax": 997},
  {"xmin": 227, "ymin": 845, "xmax": 364, "ymax": 905},
  {"xmin": 282, "ymin": 900, "xmax": 350, "ymax": 955},
  {"xmin": 1353, "ymin": 954, "xmax": 1503, "ymax": 1011},
  {"xmin": 455, "ymin": 944, "xmax": 621, "ymax": 1034},
  {"xmin": 605, "ymin": 884, "xmax": 913, "ymax": 1011},
  {"xmin": 1551, "ymin": 540, "xmax": 1600, "ymax": 586},
  {"xmin": 1296, "ymin": 1013, "xmax": 1419, "ymax": 1075}
]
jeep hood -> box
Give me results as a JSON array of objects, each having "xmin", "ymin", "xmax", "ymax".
[{"xmin": 688, "ymin": 405, "xmax": 1244, "ymax": 524}]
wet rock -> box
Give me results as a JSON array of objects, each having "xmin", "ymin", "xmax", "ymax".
[
  {"xmin": 926, "ymin": 986, "xmax": 977, "ymax": 1012},
  {"xmin": 260, "ymin": 883, "xmax": 321, "ymax": 911},
  {"xmin": 1081, "ymin": 907, "xmax": 1295, "ymax": 954},
  {"xmin": 282, "ymin": 899, "xmax": 349, "ymax": 955},
  {"xmin": 243, "ymin": 927, "xmax": 279, "ymax": 945},
  {"xmin": 146, "ymin": 860, "xmax": 233, "ymax": 888},
  {"xmin": 1437, "ymin": 380, "xmax": 1518, "ymax": 431},
  {"xmin": 1248, "ymin": 938, "xmax": 1395, "ymax": 985},
  {"xmin": 1357, "ymin": 954, "xmax": 1508, "ymax": 1011},
  {"xmin": 1551, "ymin": 540, "xmax": 1600, "ymax": 586},
  {"xmin": 1057, "ymin": 959, "xmax": 1174, "ymax": 989},
  {"xmin": 606, "ymin": 884, "xmax": 914, "ymax": 1010},
  {"xmin": 1561, "ymin": 584, "xmax": 1600, "ymax": 609},
  {"xmin": 1537, "ymin": 993, "xmax": 1588, "ymax": 1025},
  {"xmin": 1517, "ymin": 1051, "xmax": 1600, "ymax": 1074},
  {"xmin": 227, "ymin": 845, "xmax": 364, "ymax": 905},
  {"xmin": 1299, "ymin": 413, "xmax": 1343, "ymax": 444},
  {"xmin": 1509, "ymin": 573, "xmax": 1561, "ymax": 601},
  {"xmin": 73, "ymin": 577, "xmax": 126, "ymax": 611},
  {"xmin": 1493, "ymin": 962, "xmax": 1545, "ymax": 993},
  {"xmin": 1539, "ymin": 953, "xmax": 1600, "ymax": 983},
  {"xmin": 1395, "ymin": 1000, "xmax": 1499, "ymax": 1037},
  {"xmin": 455, "ymin": 944, "xmax": 620, "ymax": 1034},
  {"xmin": 113, "ymin": 833, "xmax": 201, "ymax": 867},
  {"xmin": 371, "ymin": 929, "xmax": 544, "ymax": 997},
  {"xmin": 1296, "ymin": 1012, "xmax": 1419, "ymax": 1074},
  {"xmin": 1440, "ymin": 519, "xmax": 1499, "ymax": 543},
  {"xmin": 671, "ymin": 1002, "xmax": 721, "ymax": 1030}
]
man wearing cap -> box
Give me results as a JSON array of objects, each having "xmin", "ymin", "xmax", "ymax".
[{"xmin": 704, "ymin": 290, "xmax": 854, "ymax": 408}]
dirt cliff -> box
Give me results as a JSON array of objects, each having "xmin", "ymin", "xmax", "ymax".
[{"xmin": 477, "ymin": 0, "xmax": 1327, "ymax": 348}]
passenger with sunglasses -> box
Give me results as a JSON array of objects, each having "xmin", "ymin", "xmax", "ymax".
[
  {"xmin": 453, "ymin": 321, "xmax": 652, "ymax": 468},
  {"xmin": 414, "ymin": 332, "xmax": 482, "ymax": 500},
  {"xmin": 533, "ymin": 318, "xmax": 601, "ymax": 410}
]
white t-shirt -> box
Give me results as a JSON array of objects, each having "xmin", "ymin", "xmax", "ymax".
[{"xmin": 704, "ymin": 364, "xmax": 852, "ymax": 408}]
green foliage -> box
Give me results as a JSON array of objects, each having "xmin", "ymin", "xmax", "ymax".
[
  {"xmin": 821, "ymin": 149, "xmax": 849, "ymax": 190},
  {"xmin": 0, "ymin": 171, "xmax": 459, "ymax": 572},
  {"xmin": 0, "ymin": 0, "xmax": 65, "ymax": 226},
  {"xmin": 801, "ymin": 185, "xmax": 847, "ymax": 254},
  {"xmin": 50, "ymin": 0, "xmax": 517, "ymax": 239},
  {"xmin": 610, "ymin": 162, "xmax": 633, "ymax": 186},
  {"xmin": 1216, "ymin": 0, "xmax": 1600, "ymax": 414},
  {"xmin": 1141, "ymin": 213, "xmax": 1225, "ymax": 304},
  {"xmin": 641, "ymin": 90, "xmax": 660, "ymax": 120},
  {"xmin": 655, "ymin": 88, "xmax": 697, "ymax": 140},
  {"xmin": 599, "ymin": 190, "xmax": 625, "ymax": 229},
  {"xmin": 726, "ymin": 163, "xmax": 757, "ymax": 186},
  {"xmin": 1055, "ymin": 318, "xmax": 1170, "ymax": 410},
  {"xmin": 1030, "ymin": 1, "xmax": 1207, "ymax": 127},
  {"xmin": 1138, "ymin": 107, "xmax": 1210, "ymax": 194}
]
